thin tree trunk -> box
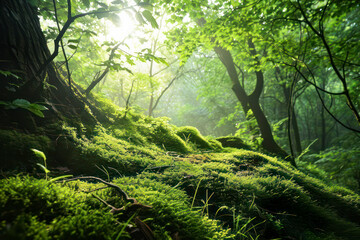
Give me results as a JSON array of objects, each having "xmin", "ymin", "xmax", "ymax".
[
  {"xmin": 213, "ymin": 47, "xmax": 250, "ymax": 113},
  {"xmin": 85, "ymin": 43, "xmax": 120, "ymax": 96},
  {"xmin": 291, "ymin": 110, "xmax": 302, "ymax": 154},
  {"xmin": 214, "ymin": 42, "xmax": 289, "ymax": 160},
  {"xmin": 320, "ymin": 78, "xmax": 326, "ymax": 150},
  {"xmin": 148, "ymin": 93, "xmax": 154, "ymax": 117},
  {"xmin": 281, "ymin": 79, "xmax": 302, "ymax": 156}
]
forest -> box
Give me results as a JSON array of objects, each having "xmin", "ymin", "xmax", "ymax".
[{"xmin": 0, "ymin": 0, "xmax": 360, "ymax": 239}]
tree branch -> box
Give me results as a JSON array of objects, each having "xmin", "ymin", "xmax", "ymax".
[
  {"xmin": 63, "ymin": 176, "xmax": 135, "ymax": 202},
  {"xmin": 36, "ymin": 5, "xmax": 134, "ymax": 77},
  {"xmin": 53, "ymin": 0, "xmax": 72, "ymax": 87}
]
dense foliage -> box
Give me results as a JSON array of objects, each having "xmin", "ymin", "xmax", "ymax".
[{"xmin": 1, "ymin": 0, "xmax": 360, "ymax": 239}]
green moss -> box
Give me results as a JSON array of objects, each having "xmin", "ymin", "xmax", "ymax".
[
  {"xmin": 206, "ymin": 137, "xmax": 223, "ymax": 151},
  {"xmin": 144, "ymin": 119, "xmax": 191, "ymax": 153},
  {"xmin": 176, "ymin": 126, "xmax": 213, "ymax": 150},
  {"xmin": 216, "ymin": 136, "xmax": 251, "ymax": 150},
  {"xmin": 139, "ymin": 150, "xmax": 360, "ymax": 239},
  {"xmin": 0, "ymin": 176, "xmax": 233, "ymax": 240},
  {"xmin": 113, "ymin": 177, "xmax": 233, "ymax": 239},
  {"xmin": 2, "ymin": 92, "xmax": 360, "ymax": 239},
  {"xmin": 0, "ymin": 176, "xmax": 119, "ymax": 240}
]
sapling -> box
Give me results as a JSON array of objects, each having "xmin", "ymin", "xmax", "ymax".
[
  {"xmin": 31, "ymin": 148, "xmax": 50, "ymax": 180},
  {"xmin": 31, "ymin": 148, "xmax": 72, "ymax": 181}
]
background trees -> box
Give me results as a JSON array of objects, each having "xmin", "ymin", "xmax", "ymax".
[{"xmin": 1, "ymin": 0, "xmax": 359, "ymax": 190}]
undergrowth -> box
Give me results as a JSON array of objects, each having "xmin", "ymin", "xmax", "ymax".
[{"xmin": 1, "ymin": 94, "xmax": 360, "ymax": 239}]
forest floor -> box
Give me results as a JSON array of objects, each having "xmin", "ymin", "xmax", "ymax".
[{"xmin": 1, "ymin": 93, "xmax": 360, "ymax": 240}]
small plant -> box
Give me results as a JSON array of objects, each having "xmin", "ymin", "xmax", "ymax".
[
  {"xmin": 191, "ymin": 178, "xmax": 203, "ymax": 209},
  {"xmin": 0, "ymin": 99, "xmax": 48, "ymax": 117},
  {"xmin": 31, "ymin": 148, "xmax": 49, "ymax": 180},
  {"xmin": 31, "ymin": 148, "xmax": 72, "ymax": 182},
  {"xmin": 232, "ymin": 210, "xmax": 263, "ymax": 240}
]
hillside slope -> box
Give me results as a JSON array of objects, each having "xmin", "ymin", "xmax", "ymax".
[{"xmin": 1, "ymin": 96, "xmax": 360, "ymax": 240}]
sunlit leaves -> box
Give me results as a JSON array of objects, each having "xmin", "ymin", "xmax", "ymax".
[
  {"xmin": 109, "ymin": 13, "xmax": 121, "ymax": 27},
  {"xmin": 81, "ymin": 0, "xmax": 90, "ymax": 8},
  {"xmin": 112, "ymin": 0, "xmax": 124, "ymax": 4},
  {"xmin": 100, "ymin": 59, "xmax": 133, "ymax": 74},
  {"xmin": 142, "ymin": 10, "xmax": 159, "ymax": 29},
  {"xmin": 137, "ymin": 2, "xmax": 154, "ymax": 11},
  {"xmin": 135, "ymin": 11, "xmax": 147, "ymax": 24},
  {"xmin": 137, "ymin": 48, "xmax": 168, "ymax": 65}
]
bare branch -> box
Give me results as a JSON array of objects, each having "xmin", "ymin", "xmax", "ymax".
[
  {"xmin": 284, "ymin": 62, "xmax": 344, "ymax": 96},
  {"xmin": 36, "ymin": 5, "xmax": 135, "ymax": 77},
  {"xmin": 63, "ymin": 176, "xmax": 135, "ymax": 203},
  {"xmin": 313, "ymin": 81, "xmax": 360, "ymax": 133},
  {"xmin": 151, "ymin": 66, "xmax": 184, "ymax": 114},
  {"xmin": 53, "ymin": 0, "xmax": 72, "ymax": 87}
]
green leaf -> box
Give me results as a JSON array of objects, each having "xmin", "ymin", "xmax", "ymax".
[
  {"xmin": 11, "ymin": 100, "xmax": 48, "ymax": 117},
  {"xmin": 97, "ymin": 2, "xmax": 108, "ymax": 8},
  {"xmin": 50, "ymin": 175, "xmax": 73, "ymax": 182},
  {"xmin": 84, "ymin": 30, "xmax": 97, "ymax": 36},
  {"xmin": 135, "ymin": 12, "xmax": 146, "ymax": 24},
  {"xmin": 12, "ymin": 99, "xmax": 31, "ymax": 108},
  {"xmin": 138, "ymin": 2, "xmax": 153, "ymax": 11},
  {"xmin": 81, "ymin": 0, "xmax": 90, "ymax": 8},
  {"xmin": 31, "ymin": 148, "xmax": 46, "ymax": 161},
  {"xmin": 37, "ymin": 163, "xmax": 50, "ymax": 174},
  {"xmin": 27, "ymin": 108, "xmax": 45, "ymax": 118},
  {"xmin": 142, "ymin": 10, "xmax": 159, "ymax": 29},
  {"xmin": 68, "ymin": 44, "xmax": 77, "ymax": 50},
  {"xmin": 0, "ymin": 70, "xmax": 20, "ymax": 79},
  {"xmin": 94, "ymin": 8, "xmax": 110, "ymax": 19},
  {"xmin": 109, "ymin": 14, "xmax": 121, "ymax": 27},
  {"xmin": 112, "ymin": 0, "xmax": 123, "ymax": 4},
  {"xmin": 29, "ymin": 103, "xmax": 48, "ymax": 111},
  {"xmin": 68, "ymin": 39, "xmax": 80, "ymax": 44}
]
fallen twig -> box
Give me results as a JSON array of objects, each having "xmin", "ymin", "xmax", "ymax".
[
  {"xmin": 62, "ymin": 176, "xmax": 152, "ymax": 213},
  {"xmin": 63, "ymin": 176, "xmax": 134, "ymax": 202}
]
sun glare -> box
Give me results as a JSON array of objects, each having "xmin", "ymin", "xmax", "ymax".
[{"xmin": 106, "ymin": 11, "xmax": 137, "ymax": 43}]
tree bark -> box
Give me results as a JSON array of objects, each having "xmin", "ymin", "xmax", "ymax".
[
  {"xmin": 0, "ymin": 0, "xmax": 101, "ymax": 129},
  {"xmin": 0, "ymin": 0, "xmax": 50, "ymax": 101},
  {"xmin": 213, "ymin": 41, "xmax": 289, "ymax": 160},
  {"xmin": 280, "ymin": 79, "xmax": 302, "ymax": 156},
  {"xmin": 213, "ymin": 47, "xmax": 250, "ymax": 114},
  {"xmin": 291, "ymin": 110, "xmax": 302, "ymax": 154}
]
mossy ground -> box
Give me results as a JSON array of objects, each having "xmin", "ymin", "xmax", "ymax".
[{"xmin": 1, "ymin": 95, "xmax": 360, "ymax": 239}]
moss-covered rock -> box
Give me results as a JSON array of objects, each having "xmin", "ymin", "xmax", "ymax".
[
  {"xmin": 216, "ymin": 136, "xmax": 251, "ymax": 150},
  {"xmin": 176, "ymin": 126, "xmax": 213, "ymax": 150}
]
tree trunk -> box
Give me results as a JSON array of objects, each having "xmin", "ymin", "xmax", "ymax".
[
  {"xmin": 213, "ymin": 43, "xmax": 289, "ymax": 160},
  {"xmin": 281, "ymin": 81, "xmax": 302, "ymax": 156},
  {"xmin": 291, "ymin": 110, "xmax": 302, "ymax": 154},
  {"xmin": 85, "ymin": 69, "xmax": 109, "ymax": 96},
  {"xmin": 148, "ymin": 93, "xmax": 154, "ymax": 117},
  {"xmin": 0, "ymin": 0, "xmax": 101, "ymax": 129},
  {"xmin": 213, "ymin": 46, "xmax": 250, "ymax": 113},
  {"xmin": 0, "ymin": 0, "xmax": 49, "ymax": 101},
  {"xmin": 320, "ymin": 79, "xmax": 326, "ymax": 151}
]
